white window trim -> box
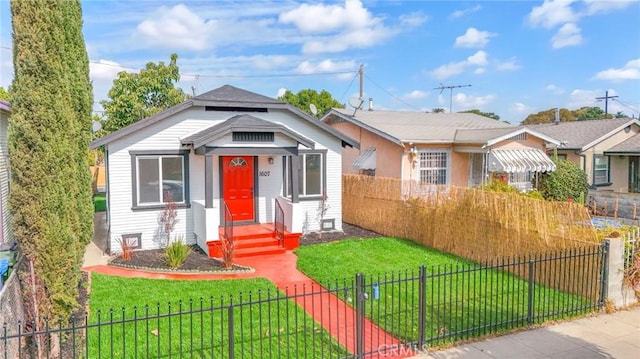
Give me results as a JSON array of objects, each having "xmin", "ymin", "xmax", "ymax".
[{"xmin": 130, "ymin": 150, "xmax": 190, "ymax": 210}]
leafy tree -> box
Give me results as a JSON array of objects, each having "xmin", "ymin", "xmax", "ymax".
[
  {"xmin": 100, "ymin": 53, "xmax": 188, "ymax": 133},
  {"xmin": 535, "ymin": 158, "xmax": 588, "ymax": 202},
  {"xmin": 0, "ymin": 87, "xmax": 9, "ymax": 101},
  {"xmin": 278, "ymin": 89, "xmax": 344, "ymax": 117},
  {"xmin": 575, "ymin": 106, "xmax": 611, "ymax": 121},
  {"xmin": 432, "ymin": 107, "xmax": 445, "ymax": 113},
  {"xmin": 521, "ymin": 108, "xmax": 576, "ymax": 125},
  {"xmin": 460, "ymin": 109, "xmax": 500, "ymax": 120},
  {"xmin": 10, "ymin": 0, "xmax": 92, "ymax": 328},
  {"xmin": 614, "ymin": 111, "xmax": 627, "ymax": 118}
]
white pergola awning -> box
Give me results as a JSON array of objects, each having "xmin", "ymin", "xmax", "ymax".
[
  {"xmin": 353, "ymin": 147, "xmax": 376, "ymax": 170},
  {"xmin": 488, "ymin": 148, "xmax": 556, "ymax": 173}
]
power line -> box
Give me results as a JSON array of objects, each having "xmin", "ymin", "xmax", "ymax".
[
  {"xmin": 364, "ymin": 74, "xmax": 423, "ymax": 111},
  {"xmin": 595, "ymin": 90, "xmax": 618, "ymax": 118},
  {"xmin": 433, "ymin": 84, "xmax": 472, "ymax": 113}
]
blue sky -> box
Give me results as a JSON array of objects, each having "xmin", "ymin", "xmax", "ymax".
[{"xmin": 0, "ymin": 0, "xmax": 639, "ymax": 124}]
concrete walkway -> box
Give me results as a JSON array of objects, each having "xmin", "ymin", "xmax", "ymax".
[{"xmin": 414, "ymin": 306, "xmax": 640, "ymax": 359}]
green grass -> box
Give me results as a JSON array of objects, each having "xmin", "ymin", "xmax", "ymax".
[
  {"xmin": 88, "ymin": 273, "xmax": 347, "ymax": 358},
  {"xmin": 93, "ymin": 193, "xmax": 106, "ymax": 212},
  {"xmin": 295, "ymin": 238, "xmax": 595, "ymax": 345}
]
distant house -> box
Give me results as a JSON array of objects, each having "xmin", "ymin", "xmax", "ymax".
[
  {"xmin": 322, "ymin": 108, "xmax": 558, "ymax": 192},
  {"xmin": 91, "ymin": 85, "xmax": 358, "ymax": 257},
  {"xmin": 0, "ymin": 101, "xmax": 12, "ymax": 246},
  {"xmin": 528, "ymin": 118, "xmax": 640, "ymax": 193}
]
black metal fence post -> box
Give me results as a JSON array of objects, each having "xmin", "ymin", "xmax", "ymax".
[
  {"xmin": 355, "ymin": 273, "xmax": 365, "ymax": 359},
  {"xmin": 228, "ymin": 306, "xmax": 234, "ymax": 359},
  {"xmin": 418, "ymin": 265, "xmax": 427, "ymax": 348},
  {"xmin": 527, "ymin": 260, "xmax": 535, "ymax": 325},
  {"xmin": 599, "ymin": 240, "xmax": 610, "ymax": 309}
]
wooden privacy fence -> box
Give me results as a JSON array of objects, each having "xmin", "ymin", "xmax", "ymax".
[{"xmin": 342, "ymin": 175, "xmax": 602, "ymax": 298}]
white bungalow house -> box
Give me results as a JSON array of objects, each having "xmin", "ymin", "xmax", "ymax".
[{"xmin": 90, "ymin": 85, "xmax": 358, "ymax": 257}]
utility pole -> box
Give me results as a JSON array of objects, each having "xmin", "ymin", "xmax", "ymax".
[
  {"xmin": 595, "ymin": 90, "xmax": 618, "ymax": 118},
  {"xmin": 433, "ymin": 84, "xmax": 472, "ymax": 113}
]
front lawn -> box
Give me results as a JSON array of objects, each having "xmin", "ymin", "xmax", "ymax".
[
  {"xmin": 87, "ymin": 273, "xmax": 347, "ymax": 358},
  {"xmin": 295, "ymin": 238, "xmax": 594, "ymax": 345}
]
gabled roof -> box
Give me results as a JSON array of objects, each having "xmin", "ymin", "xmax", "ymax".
[
  {"xmin": 180, "ymin": 114, "xmax": 315, "ymax": 150},
  {"xmin": 604, "ymin": 133, "xmax": 640, "ymax": 154},
  {"xmin": 527, "ymin": 118, "xmax": 640, "ymax": 150},
  {"xmin": 323, "ymin": 108, "xmax": 525, "ymax": 145},
  {"xmin": 454, "ymin": 127, "xmax": 560, "ymax": 146},
  {"xmin": 91, "ymin": 85, "xmax": 359, "ymax": 149}
]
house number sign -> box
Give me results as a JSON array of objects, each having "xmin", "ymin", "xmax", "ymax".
[{"xmin": 259, "ymin": 171, "xmax": 270, "ymax": 177}]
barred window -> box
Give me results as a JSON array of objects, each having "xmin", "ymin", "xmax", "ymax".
[{"xmin": 419, "ymin": 151, "xmax": 448, "ymax": 185}]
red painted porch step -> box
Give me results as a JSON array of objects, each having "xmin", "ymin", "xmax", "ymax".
[{"xmin": 209, "ymin": 223, "xmax": 300, "ymax": 259}]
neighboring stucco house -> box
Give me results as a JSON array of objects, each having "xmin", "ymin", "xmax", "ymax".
[
  {"xmin": 91, "ymin": 85, "xmax": 358, "ymax": 257},
  {"xmin": 0, "ymin": 101, "xmax": 13, "ymax": 246},
  {"xmin": 528, "ymin": 118, "xmax": 640, "ymax": 194},
  {"xmin": 322, "ymin": 108, "xmax": 558, "ymax": 192}
]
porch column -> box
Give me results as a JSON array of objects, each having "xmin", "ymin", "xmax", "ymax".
[
  {"xmin": 205, "ymin": 154, "xmax": 214, "ymax": 208},
  {"xmin": 290, "ymin": 154, "xmax": 300, "ymax": 203}
]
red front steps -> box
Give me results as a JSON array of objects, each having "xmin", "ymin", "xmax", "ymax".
[{"xmin": 207, "ymin": 223, "xmax": 301, "ymax": 259}]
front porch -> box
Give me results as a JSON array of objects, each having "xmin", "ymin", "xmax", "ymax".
[
  {"xmin": 193, "ymin": 199, "xmax": 302, "ymax": 258},
  {"xmin": 207, "ymin": 223, "xmax": 301, "ymax": 258}
]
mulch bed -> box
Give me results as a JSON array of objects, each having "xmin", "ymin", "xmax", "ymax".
[{"xmin": 108, "ymin": 223, "xmax": 382, "ymax": 272}]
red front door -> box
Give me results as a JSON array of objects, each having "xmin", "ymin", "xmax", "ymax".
[{"xmin": 222, "ymin": 156, "xmax": 255, "ymax": 222}]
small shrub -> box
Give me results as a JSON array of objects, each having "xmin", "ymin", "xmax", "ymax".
[
  {"xmin": 116, "ymin": 236, "xmax": 136, "ymax": 261},
  {"xmin": 482, "ymin": 178, "xmax": 519, "ymax": 193},
  {"xmin": 623, "ymin": 251, "xmax": 640, "ymax": 300},
  {"xmin": 535, "ymin": 159, "xmax": 588, "ymax": 202},
  {"xmin": 220, "ymin": 236, "xmax": 235, "ymax": 268},
  {"xmin": 164, "ymin": 237, "xmax": 190, "ymax": 268}
]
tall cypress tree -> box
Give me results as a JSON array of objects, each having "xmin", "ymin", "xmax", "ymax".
[
  {"xmin": 62, "ymin": 0, "xmax": 94, "ymax": 260},
  {"xmin": 10, "ymin": 0, "xmax": 92, "ymax": 321}
]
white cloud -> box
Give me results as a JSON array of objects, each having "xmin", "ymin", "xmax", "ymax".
[
  {"xmin": 279, "ymin": 0, "xmax": 371, "ymax": 34},
  {"xmin": 454, "ymin": 28, "xmax": 495, "ymax": 48},
  {"xmin": 450, "ymin": 5, "xmax": 482, "ymax": 19},
  {"xmin": 545, "ymin": 84, "xmax": 565, "ymax": 94},
  {"xmin": 134, "ymin": 4, "xmax": 218, "ymax": 51},
  {"xmin": 399, "ymin": 12, "xmax": 428, "ymax": 27},
  {"xmin": 429, "ymin": 51, "xmax": 488, "ymax": 79},
  {"xmin": 592, "ymin": 58, "xmax": 640, "ymax": 81},
  {"xmin": 453, "ymin": 92, "xmax": 497, "ymax": 109},
  {"xmin": 295, "ymin": 59, "xmax": 356, "ymax": 74},
  {"xmin": 474, "ymin": 68, "xmax": 486, "ymax": 75},
  {"xmin": 467, "ymin": 51, "xmax": 488, "ymax": 66},
  {"xmin": 527, "ymin": 0, "xmax": 578, "ymax": 29},
  {"xmin": 512, "ymin": 102, "xmax": 532, "ymax": 113},
  {"xmin": 496, "ymin": 58, "xmax": 521, "ymax": 71},
  {"xmin": 280, "ymin": 0, "xmax": 397, "ymax": 54},
  {"xmin": 277, "ymin": 88, "xmax": 287, "ymax": 97},
  {"xmin": 90, "ymin": 60, "xmax": 131, "ymax": 81},
  {"xmin": 585, "ymin": 0, "xmax": 635, "ymax": 15},
  {"xmin": 403, "ymin": 90, "xmax": 429, "ymax": 100},
  {"xmin": 551, "ymin": 23, "xmax": 582, "ymax": 48}
]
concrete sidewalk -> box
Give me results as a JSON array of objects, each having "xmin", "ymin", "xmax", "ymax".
[{"xmin": 414, "ymin": 306, "xmax": 640, "ymax": 358}]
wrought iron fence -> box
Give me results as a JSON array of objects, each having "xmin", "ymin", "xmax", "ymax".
[{"xmin": 1, "ymin": 244, "xmax": 606, "ymax": 358}]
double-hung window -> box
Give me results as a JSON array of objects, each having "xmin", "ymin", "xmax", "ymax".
[
  {"xmin": 284, "ymin": 151, "xmax": 326, "ymax": 199},
  {"xmin": 131, "ymin": 151, "xmax": 189, "ymax": 208},
  {"xmin": 593, "ymin": 155, "xmax": 610, "ymax": 185},
  {"xmin": 419, "ymin": 150, "xmax": 448, "ymax": 185}
]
